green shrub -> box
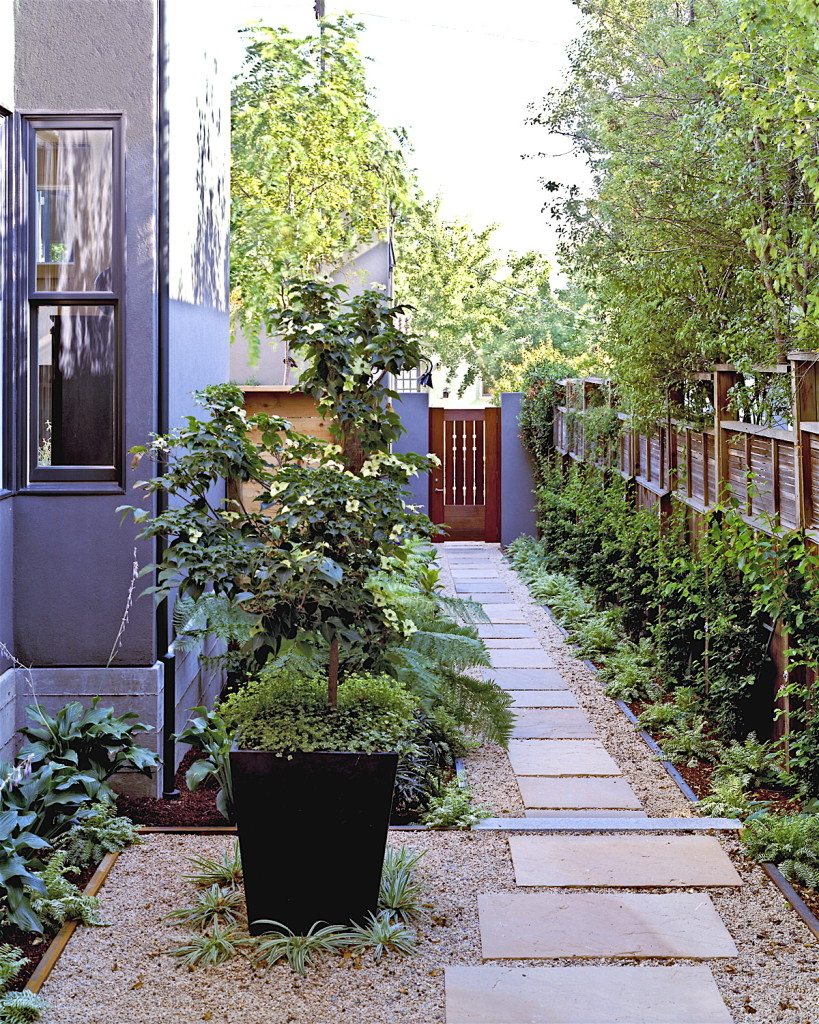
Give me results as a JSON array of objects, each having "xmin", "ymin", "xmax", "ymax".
[
  {"xmin": 741, "ymin": 813, "xmax": 819, "ymax": 889},
  {"xmin": 219, "ymin": 670, "xmax": 419, "ymax": 755}
]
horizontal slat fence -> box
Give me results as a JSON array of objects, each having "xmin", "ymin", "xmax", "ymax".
[{"xmin": 547, "ymin": 356, "xmax": 819, "ymax": 752}]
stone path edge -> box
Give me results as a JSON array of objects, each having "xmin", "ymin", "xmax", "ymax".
[{"xmin": 473, "ymin": 817, "xmax": 741, "ymax": 831}]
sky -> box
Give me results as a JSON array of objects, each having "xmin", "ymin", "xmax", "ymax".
[{"xmin": 227, "ymin": 1, "xmax": 589, "ymax": 265}]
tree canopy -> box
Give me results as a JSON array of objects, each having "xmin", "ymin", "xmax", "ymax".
[
  {"xmin": 231, "ymin": 16, "xmax": 406, "ymax": 355},
  {"xmin": 533, "ymin": 0, "xmax": 819, "ymax": 416}
]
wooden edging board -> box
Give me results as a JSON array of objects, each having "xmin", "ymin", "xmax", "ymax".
[
  {"xmin": 531, "ymin": 590, "xmax": 819, "ymax": 939},
  {"xmin": 25, "ymin": 851, "xmax": 120, "ymax": 994}
]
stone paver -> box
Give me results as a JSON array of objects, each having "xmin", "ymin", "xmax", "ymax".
[
  {"xmin": 484, "ymin": 638, "xmax": 544, "ymax": 649},
  {"xmin": 450, "ymin": 570, "xmax": 499, "ymax": 578},
  {"xmin": 508, "ymin": 740, "xmax": 620, "ymax": 777},
  {"xmin": 476, "ymin": 624, "xmax": 536, "ymax": 639},
  {"xmin": 509, "ymin": 835, "xmax": 743, "ymax": 888},
  {"xmin": 455, "ymin": 580, "xmax": 509, "ymax": 593},
  {"xmin": 471, "ymin": 592, "xmax": 516, "ymax": 604},
  {"xmin": 482, "ymin": 668, "xmax": 570, "ymax": 689},
  {"xmin": 507, "ymin": 690, "xmax": 579, "ymax": 709},
  {"xmin": 478, "ymin": 892, "xmax": 739, "ymax": 959},
  {"xmin": 490, "ymin": 649, "xmax": 556, "ymax": 668},
  {"xmin": 445, "ymin": 965, "xmax": 733, "ymax": 1024},
  {"xmin": 523, "ymin": 808, "xmax": 649, "ymax": 818},
  {"xmin": 511, "ymin": 708, "xmax": 596, "ymax": 739},
  {"xmin": 480, "ymin": 604, "xmax": 527, "ymax": 622},
  {"xmin": 517, "ymin": 775, "xmax": 642, "ymax": 810}
]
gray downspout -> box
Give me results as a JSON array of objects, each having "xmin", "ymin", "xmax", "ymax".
[{"xmin": 157, "ymin": 0, "xmax": 178, "ymax": 799}]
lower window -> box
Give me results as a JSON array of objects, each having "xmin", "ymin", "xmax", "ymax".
[{"xmin": 32, "ymin": 304, "xmax": 116, "ymax": 471}]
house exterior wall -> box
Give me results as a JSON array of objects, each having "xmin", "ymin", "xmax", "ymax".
[
  {"xmin": 0, "ymin": 0, "xmax": 231, "ymax": 792},
  {"xmin": 12, "ymin": 0, "xmax": 159, "ymax": 669},
  {"xmin": 393, "ymin": 392, "xmax": 430, "ymax": 516},
  {"xmin": 163, "ymin": 0, "xmax": 231, "ymax": 726},
  {"xmin": 0, "ymin": 1, "xmax": 12, "ymax": 110}
]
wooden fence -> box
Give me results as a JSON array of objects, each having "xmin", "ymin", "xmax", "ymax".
[
  {"xmin": 554, "ymin": 353, "xmax": 819, "ymax": 538},
  {"xmin": 551, "ymin": 352, "xmax": 819, "ymax": 747}
]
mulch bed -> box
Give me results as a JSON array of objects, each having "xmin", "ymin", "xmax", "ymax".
[{"xmin": 117, "ymin": 750, "xmax": 226, "ymax": 828}]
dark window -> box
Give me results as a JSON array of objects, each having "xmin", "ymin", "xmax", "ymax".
[{"xmin": 26, "ymin": 116, "xmax": 122, "ymax": 485}]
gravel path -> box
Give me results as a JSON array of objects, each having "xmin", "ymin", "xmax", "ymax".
[{"xmin": 37, "ymin": 543, "xmax": 819, "ymax": 1024}]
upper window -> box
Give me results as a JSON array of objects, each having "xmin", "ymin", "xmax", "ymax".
[
  {"xmin": 26, "ymin": 117, "xmax": 122, "ymax": 485},
  {"xmin": 34, "ymin": 129, "xmax": 114, "ymax": 293}
]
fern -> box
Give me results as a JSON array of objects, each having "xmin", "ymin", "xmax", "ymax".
[
  {"xmin": 421, "ymin": 779, "xmax": 490, "ymax": 829},
  {"xmin": 0, "ymin": 990, "xmax": 47, "ymax": 1024},
  {"xmin": 697, "ymin": 774, "xmax": 760, "ymax": 819},
  {"xmin": 600, "ymin": 637, "xmax": 662, "ymax": 703},
  {"xmin": 29, "ymin": 852, "xmax": 104, "ymax": 930},
  {"xmin": 741, "ymin": 813, "xmax": 819, "ymax": 889},
  {"xmin": 172, "ymin": 593, "xmax": 259, "ymax": 665},
  {"xmin": 55, "ymin": 804, "xmax": 140, "ymax": 868},
  {"xmin": 714, "ymin": 734, "xmax": 783, "ymax": 789}
]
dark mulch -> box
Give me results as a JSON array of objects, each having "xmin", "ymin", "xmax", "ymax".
[{"xmin": 117, "ymin": 749, "xmax": 226, "ymax": 828}]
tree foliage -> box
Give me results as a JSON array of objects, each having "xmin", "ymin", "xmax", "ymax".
[
  {"xmin": 535, "ymin": 0, "xmax": 819, "ymax": 416},
  {"xmin": 231, "ymin": 16, "xmax": 406, "ymax": 354}
]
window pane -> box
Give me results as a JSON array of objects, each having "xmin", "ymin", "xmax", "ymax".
[
  {"xmin": 35, "ymin": 305, "xmax": 115, "ymax": 466},
  {"xmin": 35, "ymin": 129, "xmax": 112, "ymax": 292}
]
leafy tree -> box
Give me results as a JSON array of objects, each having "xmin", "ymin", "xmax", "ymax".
[
  {"xmin": 231, "ymin": 16, "xmax": 407, "ymax": 357},
  {"xmin": 533, "ymin": 0, "xmax": 819, "ymax": 416}
]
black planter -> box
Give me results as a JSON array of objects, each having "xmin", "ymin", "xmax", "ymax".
[{"xmin": 230, "ymin": 749, "xmax": 398, "ymax": 935}]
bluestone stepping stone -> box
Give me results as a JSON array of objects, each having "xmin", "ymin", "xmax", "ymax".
[
  {"xmin": 456, "ymin": 580, "xmax": 509, "ymax": 593},
  {"xmin": 471, "ymin": 592, "xmax": 516, "ymax": 604},
  {"xmin": 524, "ymin": 808, "xmax": 648, "ymax": 818},
  {"xmin": 478, "ymin": 892, "xmax": 738, "ymax": 959},
  {"xmin": 509, "ymin": 835, "xmax": 743, "ymax": 888},
  {"xmin": 444, "ymin": 965, "xmax": 733, "ymax": 1024},
  {"xmin": 491, "ymin": 649, "xmax": 555, "ymax": 668},
  {"xmin": 476, "ymin": 624, "xmax": 536, "ymax": 639},
  {"xmin": 507, "ymin": 690, "xmax": 578, "ymax": 709},
  {"xmin": 508, "ymin": 740, "xmax": 620, "ymax": 777},
  {"xmin": 482, "ymin": 668, "xmax": 570, "ymax": 689},
  {"xmin": 450, "ymin": 569, "xmax": 499, "ymax": 578},
  {"xmin": 512, "ymin": 708, "xmax": 595, "ymax": 739},
  {"xmin": 479, "ymin": 604, "xmax": 526, "ymax": 622},
  {"xmin": 484, "ymin": 638, "xmax": 544, "ymax": 649},
  {"xmin": 517, "ymin": 775, "xmax": 641, "ymax": 810}
]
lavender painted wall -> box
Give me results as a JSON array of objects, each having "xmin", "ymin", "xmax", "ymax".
[
  {"xmin": 13, "ymin": 0, "xmax": 159, "ymax": 667},
  {"xmin": 500, "ymin": 392, "xmax": 537, "ymax": 546},
  {"xmin": 393, "ymin": 391, "xmax": 430, "ymax": 516}
]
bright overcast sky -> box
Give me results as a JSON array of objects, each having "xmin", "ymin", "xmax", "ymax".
[{"xmin": 227, "ymin": 1, "xmax": 588, "ymax": 264}]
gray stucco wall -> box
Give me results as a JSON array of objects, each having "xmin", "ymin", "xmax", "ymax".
[
  {"xmin": 500, "ymin": 392, "xmax": 537, "ymax": 545},
  {"xmin": 230, "ymin": 240, "xmax": 392, "ymax": 386},
  {"xmin": 394, "ymin": 392, "xmax": 430, "ymax": 516},
  {"xmin": 13, "ymin": 0, "xmax": 159, "ymax": 668},
  {"xmin": 0, "ymin": 0, "xmax": 12, "ymax": 110}
]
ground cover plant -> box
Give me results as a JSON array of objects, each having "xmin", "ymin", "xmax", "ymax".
[
  {"xmin": 0, "ymin": 702, "xmax": 147, "ymax": 1011},
  {"xmin": 168, "ymin": 843, "xmax": 428, "ymax": 976}
]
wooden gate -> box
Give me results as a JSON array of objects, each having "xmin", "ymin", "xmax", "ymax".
[{"xmin": 429, "ymin": 408, "xmax": 500, "ymax": 542}]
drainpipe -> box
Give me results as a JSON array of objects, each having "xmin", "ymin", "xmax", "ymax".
[{"xmin": 157, "ymin": 0, "xmax": 178, "ymax": 799}]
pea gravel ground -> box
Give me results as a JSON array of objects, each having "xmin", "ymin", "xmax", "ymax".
[
  {"xmin": 40, "ymin": 829, "xmax": 818, "ymax": 1024},
  {"xmin": 39, "ymin": 546, "xmax": 819, "ymax": 1022}
]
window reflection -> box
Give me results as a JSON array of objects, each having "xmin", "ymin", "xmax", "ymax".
[
  {"xmin": 35, "ymin": 129, "xmax": 112, "ymax": 292},
  {"xmin": 36, "ymin": 305, "xmax": 114, "ymax": 466}
]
